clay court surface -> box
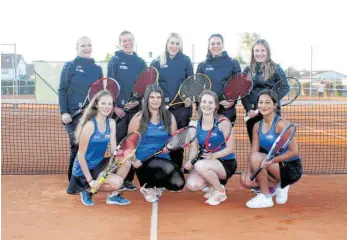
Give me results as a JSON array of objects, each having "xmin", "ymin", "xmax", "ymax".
[
  {"xmin": 1, "ymin": 100, "xmax": 347, "ymax": 239},
  {"xmin": 2, "ymin": 175, "xmax": 347, "ymax": 240}
]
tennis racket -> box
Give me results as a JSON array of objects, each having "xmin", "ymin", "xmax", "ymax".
[
  {"xmin": 220, "ymin": 73, "xmax": 253, "ymax": 101},
  {"xmin": 250, "ymin": 123, "xmax": 297, "ymax": 181},
  {"xmin": 90, "ymin": 131, "xmax": 141, "ymax": 193},
  {"xmin": 124, "ymin": 66, "xmax": 159, "ymax": 110},
  {"xmin": 142, "ymin": 126, "xmax": 197, "ymax": 163},
  {"xmin": 70, "ymin": 77, "xmax": 120, "ymax": 119},
  {"xmin": 190, "ymin": 118, "xmax": 233, "ymax": 165},
  {"xmin": 166, "ymin": 73, "xmax": 212, "ymax": 109},
  {"xmin": 244, "ymin": 77, "xmax": 301, "ymax": 122}
]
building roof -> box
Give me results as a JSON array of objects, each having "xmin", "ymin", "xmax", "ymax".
[{"xmin": 1, "ymin": 54, "xmax": 23, "ymax": 69}]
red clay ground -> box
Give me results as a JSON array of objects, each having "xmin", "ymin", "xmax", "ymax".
[{"xmin": 2, "ymin": 175, "xmax": 347, "ymax": 240}]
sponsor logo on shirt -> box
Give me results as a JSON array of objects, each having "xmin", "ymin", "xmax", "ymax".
[
  {"xmin": 205, "ymin": 67, "xmax": 214, "ymax": 71},
  {"xmin": 266, "ymin": 135, "xmax": 274, "ymax": 140},
  {"xmin": 160, "ymin": 64, "xmax": 168, "ymax": 68},
  {"xmin": 76, "ymin": 66, "xmax": 84, "ymax": 72},
  {"xmin": 120, "ymin": 65, "xmax": 128, "ymax": 70}
]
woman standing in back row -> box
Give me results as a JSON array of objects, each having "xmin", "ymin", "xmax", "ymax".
[
  {"xmin": 241, "ymin": 39, "xmax": 288, "ymax": 144},
  {"xmin": 58, "ymin": 36, "xmax": 103, "ymax": 184},
  {"xmin": 107, "ymin": 30, "xmax": 147, "ymax": 191},
  {"xmin": 150, "ymin": 32, "xmax": 194, "ymax": 169},
  {"xmin": 197, "ymin": 33, "xmax": 241, "ymax": 125}
]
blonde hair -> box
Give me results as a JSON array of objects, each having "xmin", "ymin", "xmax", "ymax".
[
  {"xmin": 197, "ymin": 90, "xmax": 220, "ymax": 120},
  {"xmin": 118, "ymin": 30, "xmax": 134, "ymax": 44},
  {"xmin": 75, "ymin": 90, "xmax": 113, "ymax": 144},
  {"xmin": 249, "ymin": 39, "xmax": 277, "ymax": 80},
  {"xmin": 160, "ymin": 32, "xmax": 183, "ymax": 65}
]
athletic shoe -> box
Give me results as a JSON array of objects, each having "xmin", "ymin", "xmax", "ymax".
[
  {"xmin": 80, "ymin": 190, "xmax": 94, "ymax": 206},
  {"xmin": 246, "ymin": 193, "xmax": 274, "ymax": 208},
  {"xmin": 275, "ymin": 185, "xmax": 290, "ymax": 204},
  {"xmin": 154, "ymin": 187, "xmax": 165, "ymax": 197},
  {"xmin": 119, "ymin": 180, "xmax": 137, "ymax": 192},
  {"xmin": 201, "ymin": 186, "xmax": 209, "ymax": 192},
  {"xmin": 205, "ymin": 186, "xmax": 227, "ymax": 206},
  {"xmin": 140, "ymin": 184, "xmax": 158, "ymax": 203},
  {"xmin": 204, "ymin": 187, "xmax": 215, "ymax": 199},
  {"xmin": 106, "ymin": 193, "xmax": 131, "ymax": 205}
]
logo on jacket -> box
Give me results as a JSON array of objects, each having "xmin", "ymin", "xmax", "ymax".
[
  {"xmin": 160, "ymin": 64, "xmax": 168, "ymax": 68},
  {"xmin": 120, "ymin": 65, "xmax": 128, "ymax": 70},
  {"xmin": 205, "ymin": 67, "xmax": 214, "ymax": 71},
  {"xmin": 76, "ymin": 66, "xmax": 84, "ymax": 72}
]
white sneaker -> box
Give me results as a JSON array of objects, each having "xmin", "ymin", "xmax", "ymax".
[
  {"xmin": 275, "ymin": 185, "xmax": 290, "ymax": 204},
  {"xmin": 154, "ymin": 187, "xmax": 165, "ymax": 197},
  {"xmin": 246, "ymin": 193, "xmax": 274, "ymax": 208},
  {"xmin": 140, "ymin": 184, "xmax": 158, "ymax": 203},
  {"xmin": 204, "ymin": 187, "xmax": 215, "ymax": 199},
  {"xmin": 205, "ymin": 186, "xmax": 227, "ymax": 206},
  {"xmin": 201, "ymin": 186, "xmax": 209, "ymax": 192}
]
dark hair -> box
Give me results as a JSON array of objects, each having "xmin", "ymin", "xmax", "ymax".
[
  {"xmin": 257, "ymin": 89, "xmax": 279, "ymax": 104},
  {"xmin": 207, "ymin": 33, "xmax": 224, "ymax": 57},
  {"xmin": 138, "ymin": 84, "xmax": 172, "ymax": 136}
]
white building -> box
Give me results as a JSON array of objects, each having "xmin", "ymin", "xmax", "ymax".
[{"xmin": 1, "ymin": 54, "xmax": 27, "ymax": 81}]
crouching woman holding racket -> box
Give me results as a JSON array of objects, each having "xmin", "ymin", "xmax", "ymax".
[
  {"xmin": 128, "ymin": 84, "xmax": 185, "ymax": 203},
  {"xmin": 184, "ymin": 90, "xmax": 237, "ymax": 206},
  {"xmin": 240, "ymin": 89, "xmax": 302, "ymax": 209},
  {"xmin": 67, "ymin": 90, "xmax": 132, "ymax": 206}
]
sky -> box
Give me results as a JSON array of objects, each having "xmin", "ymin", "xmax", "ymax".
[{"xmin": 1, "ymin": 0, "xmax": 346, "ymax": 74}]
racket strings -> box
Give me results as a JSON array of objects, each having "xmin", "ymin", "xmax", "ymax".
[
  {"xmin": 133, "ymin": 68, "xmax": 158, "ymax": 97},
  {"xmin": 180, "ymin": 74, "xmax": 211, "ymax": 100},
  {"xmin": 274, "ymin": 125, "xmax": 296, "ymax": 152},
  {"xmin": 223, "ymin": 75, "xmax": 252, "ymax": 101},
  {"xmin": 272, "ymin": 80, "xmax": 290, "ymax": 100},
  {"xmin": 166, "ymin": 128, "xmax": 196, "ymax": 150},
  {"xmin": 205, "ymin": 121, "xmax": 232, "ymax": 152}
]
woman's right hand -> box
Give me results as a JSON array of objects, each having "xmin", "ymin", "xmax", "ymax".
[
  {"xmin": 244, "ymin": 174, "xmax": 255, "ymax": 187},
  {"xmin": 114, "ymin": 106, "xmax": 126, "ymax": 118},
  {"xmin": 133, "ymin": 160, "xmax": 143, "ymax": 169},
  {"xmin": 88, "ymin": 179, "xmax": 101, "ymax": 190},
  {"xmin": 184, "ymin": 161, "xmax": 193, "ymax": 171},
  {"xmin": 247, "ymin": 110, "xmax": 257, "ymax": 119},
  {"xmin": 61, "ymin": 113, "xmax": 72, "ymax": 124}
]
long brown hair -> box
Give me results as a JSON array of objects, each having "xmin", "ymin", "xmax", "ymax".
[
  {"xmin": 138, "ymin": 84, "xmax": 172, "ymax": 136},
  {"xmin": 249, "ymin": 39, "xmax": 277, "ymax": 80},
  {"xmin": 75, "ymin": 90, "xmax": 113, "ymax": 144},
  {"xmin": 197, "ymin": 90, "xmax": 220, "ymax": 120}
]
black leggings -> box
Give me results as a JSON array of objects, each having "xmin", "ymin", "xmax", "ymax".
[{"xmin": 135, "ymin": 158, "xmax": 185, "ymax": 191}]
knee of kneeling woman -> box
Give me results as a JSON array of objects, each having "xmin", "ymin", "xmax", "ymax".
[
  {"xmin": 110, "ymin": 176, "xmax": 124, "ymax": 190},
  {"xmin": 194, "ymin": 161, "xmax": 207, "ymax": 174},
  {"xmin": 186, "ymin": 180, "xmax": 202, "ymax": 192},
  {"xmin": 249, "ymin": 152, "xmax": 263, "ymax": 168}
]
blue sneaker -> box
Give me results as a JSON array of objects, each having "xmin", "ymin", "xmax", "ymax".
[
  {"xmin": 106, "ymin": 193, "xmax": 131, "ymax": 205},
  {"xmin": 80, "ymin": 190, "xmax": 94, "ymax": 206}
]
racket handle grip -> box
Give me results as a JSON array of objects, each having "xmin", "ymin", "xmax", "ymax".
[
  {"xmin": 250, "ymin": 167, "xmax": 262, "ymax": 181},
  {"xmin": 90, "ymin": 177, "xmax": 106, "ymax": 194},
  {"xmin": 190, "ymin": 158, "xmax": 198, "ymax": 165},
  {"xmin": 244, "ymin": 109, "xmax": 259, "ymax": 122}
]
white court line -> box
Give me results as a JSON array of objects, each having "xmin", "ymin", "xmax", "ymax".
[
  {"xmin": 314, "ymin": 118, "xmax": 347, "ymax": 128},
  {"xmin": 297, "ymin": 124, "xmax": 347, "ymax": 140},
  {"xmin": 150, "ymin": 201, "xmax": 158, "ymax": 240}
]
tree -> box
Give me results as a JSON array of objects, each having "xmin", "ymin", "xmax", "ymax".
[
  {"xmin": 104, "ymin": 53, "xmax": 112, "ymax": 63},
  {"xmin": 235, "ymin": 53, "xmax": 246, "ymax": 64},
  {"xmin": 285, "ymin": 67, "xmax": 301, "ymax": 79},
  {"xmin": 238, "ymin": 32, "xmax": 261, "ymax": 63}
]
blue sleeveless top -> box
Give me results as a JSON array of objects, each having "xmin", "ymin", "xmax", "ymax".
[
  {"xmin": 72, "ymin": 118, "xmax": 111, "ymax": 176},
  {"xmin": 136, "ymin": 121, "xmax": 170, "ymax": 161},
  {"xmin": 197, "ymin": 119, "xmax": 235, "ymax": 160},
  {"xmin": 258, "ymin": 115, "xmax": 300, "ymax": 162}
]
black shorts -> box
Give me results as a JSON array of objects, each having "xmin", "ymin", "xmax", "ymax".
[
  {"xmin": 66, "ymin": 157, "xmax": 110, "ymax": 194},
  {"xmin": 218, "ymin": 159, "xmax": 237, "ymax": 185},
  {"xmin": 279, "ymin": 159, "xmax": 302, "ymax": 188}
]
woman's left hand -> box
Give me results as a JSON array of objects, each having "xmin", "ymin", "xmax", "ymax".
[
  {"xmin": 125, "ymin": 101, "xmax": 139, "ymax": 110},
  {"xmin": 162, "ymin": 147, "xmax": 169, "ymax": 154},
  {"xmin": 261, "ymin": 159, "xmax": 273, "ymax": 169},
  {"xmin": 202, "ymin": 152, "xmax": 214, "ymax": 160},
  {"xmin": 220, "ymin": 100, "xmax": 235, "ymax": 109}
]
